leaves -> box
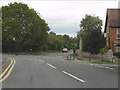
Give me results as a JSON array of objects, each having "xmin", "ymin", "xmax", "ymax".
[
  {"xmin": 2, "ymin": 2, "xmax": 49, "ymax": 52},
  {"xmin": 80, "ymin": 14, "xmax": 102, "ymax": 31},
  {"xmin": 79, "ymin": 14, "xmax": 105, "ymax": 54}
]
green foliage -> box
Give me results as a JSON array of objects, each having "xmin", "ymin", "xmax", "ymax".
[
  {"xmin": 2, "ymin": 2, "xmax": 50, "ymax": 52},
  {"xmin": 46, "ymin": 31, "xmax": 77, "ymax": 51},
  {"xmin": 47, "ymin": 32, "xmax": 64, "ymax": 51},
  {"xmin": 63, "ymin": 34, "xmax": 71, "ymax": 49},
  {"xmin": 99, "ymin": 47, "xmax": 108, "ymax": 54},
  {"xmin": 80, "ymin": 14, "xmax": 102, "ymax": 31},
  {"xmin": 89, "ymin": 29, "xmax": 105, "ymax": 54},
  {"xmin": 114, "ymin": 52, "xmax": 120, "ymax": 58},
  {"xmin": 79, "ymin": 14, "xmax": 105, "ymax": 54}
]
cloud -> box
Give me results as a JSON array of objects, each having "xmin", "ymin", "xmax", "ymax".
[{"xmin": 1, "ymin": 1, "xmax": 118, "ymax": 37}]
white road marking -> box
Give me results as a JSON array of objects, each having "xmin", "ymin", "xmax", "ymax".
[
  {"xmin": 90, "ymin": 62, "xmax": 116, "ymax": 71},
  {"xmin": 105, "ymin": 67, "xmax": 109, "ymax": 69},
  {"xmin": 98, "ymin": 66, "xmax": 103, "ymax": 68},
  {"xmin": 113, "ymin": 65, "xmax": 118, "ymax": 66},
  {"xmin": 62, "ymin": 71, "xmax": 85, "ymax": 83},
  {"xmin": 90, "ymin": 64, "xmax": 98, "ymax": 66},
  {"xmin": 109, "ymin": 68, "xmax": 114, "ymax": 70},
  {"xmin": 90, "ymin": 64, "xmax": 94, "ymax": 66},
  {"xmin": 39, "ymin": 60, "xmax": 44, "ymax": 62},
  {"xmin": 47, "ymin": 63, "xmax": 57, "ymax": 69},
  {"xmin": 90, "ymin": 64, "xmax": 115, "ymax": 70},
  {"xmin": 105, "ymin": 67, "xmax": 114, "ymax": 70}
]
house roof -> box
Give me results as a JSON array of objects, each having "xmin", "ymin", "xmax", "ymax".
[{"xmin": 104, "ymin": 9, "xmax": 120, "ymax": 33}]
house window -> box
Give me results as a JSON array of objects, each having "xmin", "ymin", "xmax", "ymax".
[
  {"xmin": 116, "ymin": 46, "xmax": 120, "ymax": 52},
  {"xmin": 117, "ymin": 28, "xmax": 120, "ymax": 39}
]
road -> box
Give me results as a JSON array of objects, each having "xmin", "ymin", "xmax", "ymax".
[{"xmin": 2, "ymin": 53, "xmax": 118, "ymax": 88}]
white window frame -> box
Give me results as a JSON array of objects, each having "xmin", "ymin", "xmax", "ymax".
[
  {"xmin": 116, "ymin": 28, "xmax": 120, "ymax": 39},
  {"xmin": 116, "ymin": 46, "xmax": 120, "ymax": 52}
]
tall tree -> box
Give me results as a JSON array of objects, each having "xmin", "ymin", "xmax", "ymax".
[
  {"xmin": 47, "ymin": 32, "xmax": 64, "ymax": 51},
  {"xmin": 79, "ymin": 14, "xmax": 105, "ymax": 54},
  {"xmin": 2, "ymin": 2, "xmax": 50, "ymax": 52},
  {"xmin": 80, "ymin": 14, "xmax": 102, "ymax": 31},
  {"xmin": 63, "ymin": 34, "xmax": 71, "ymax": 49}
]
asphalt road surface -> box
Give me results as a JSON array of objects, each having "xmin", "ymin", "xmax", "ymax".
[{"xmin": 2, "ymin": 53, "xmax": 118, "ymax": 88}]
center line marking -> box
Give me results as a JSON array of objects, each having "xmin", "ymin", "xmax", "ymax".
[
  {"xmin": 47, "ymin": 63, "xmax": 57, "ymax": 69},
  {"xmin": 39, "ymin": 60, "xmax": 44, "ymax": 62},
  {"xmin": 62, "ymin": 71, "xmax": 85, "ymax": 83}
]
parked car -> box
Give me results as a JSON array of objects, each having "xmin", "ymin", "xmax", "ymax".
[{"xmin": 62, "ymin": 48, "xmax": 68, "ymax": 53}]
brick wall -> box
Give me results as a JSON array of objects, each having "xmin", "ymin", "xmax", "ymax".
[{"xmin": 110, "ymin": 27, "xmax": 116, "ymax": 52}]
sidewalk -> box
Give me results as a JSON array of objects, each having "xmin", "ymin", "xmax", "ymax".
[{"xmin": 74, "ymin": 59, "xmax": 119, "ymax": 70}]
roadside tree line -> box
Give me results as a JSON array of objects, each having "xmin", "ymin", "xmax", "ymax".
[
  {"xmin": 2, "ymin": 2, "xmax": 106, "ymax": 54},
  {"xmin": 2, "ymin": 2, "xmax": 77, "ymax": 52},
  {"xmin": 46, "ymin": 32, "xmax": 77, "ymax": 51}
]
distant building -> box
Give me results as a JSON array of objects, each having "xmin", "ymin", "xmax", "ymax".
[{"xmin": 104, "ymin": 9, "xmax": 120, "ymax": 52}]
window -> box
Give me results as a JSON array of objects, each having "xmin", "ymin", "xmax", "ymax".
[
  {"xmin": 116, "ymin": 46, "xmax": 120, "ymax": 52},
  {"xmin": 117, "ymin": 28, "xmax": 120, "ymax": 39}
]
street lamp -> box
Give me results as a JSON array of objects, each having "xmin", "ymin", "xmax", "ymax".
[
  {"xmin": 118, "ymin": 0, "xmax": 120, "ymax": 8},
  {"xmin": 79, "ymin": 28, "xmax": 83, "ymax": 59}
]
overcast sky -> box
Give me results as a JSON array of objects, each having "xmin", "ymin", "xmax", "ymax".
[{"xmin": 0, "ymin": 0, "xmax": 119, "ymax": 37}]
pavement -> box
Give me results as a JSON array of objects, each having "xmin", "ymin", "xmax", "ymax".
[{"xmin": 1, "ymin": 53, "xmax": 119, "ymax": 88}]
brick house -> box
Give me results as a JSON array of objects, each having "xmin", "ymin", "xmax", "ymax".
[{"xmin": 104, "ymin": 9, "xmax": 120, "ymax": 52}]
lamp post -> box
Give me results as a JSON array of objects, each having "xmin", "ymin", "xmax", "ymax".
[
  {"xmin": 79, "ymin": 29, "xmax": 83, "ymax": 59},
  {"xmin": 118, "ymin": 0, "xmax": 120, "ymax": 8}
]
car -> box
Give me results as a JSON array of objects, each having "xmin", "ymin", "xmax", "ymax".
[{"xmin": 62, "ymin": 48, "xmax": 68, "ymax": 53}]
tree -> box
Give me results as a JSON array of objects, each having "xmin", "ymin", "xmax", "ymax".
[
  {"xmin": 2, "ymin": 2, "xmax": 50, "ymax": 52},
  {"xmin": 47, "ymin": 32, "xmax": 64, "ymax": 51},
  {"xmin": 89, "ymin": 29, "xmax": 105, "ymax": 54},
  {"xmin": 80, "ymin": 14, "xmax": 102, "ymax": 31},
  {"xmin": 63, "ymin": 34, "xmax": 71, "ymax": 49},
  {"xmin": 79, "ymin": 14, "xmax": 105, "ymax": 54},
  {"xmin": 46, "ymin": 31, "xmax": 77, "ymax": 51}
]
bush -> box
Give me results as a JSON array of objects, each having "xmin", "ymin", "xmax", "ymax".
[
  {"xmin": 114, "ymin": 52, "xmax": 120, "ymax": 58},
  {"xmin": 99, "ymin": 47, "xmax": 108, "ymax": 54}
]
